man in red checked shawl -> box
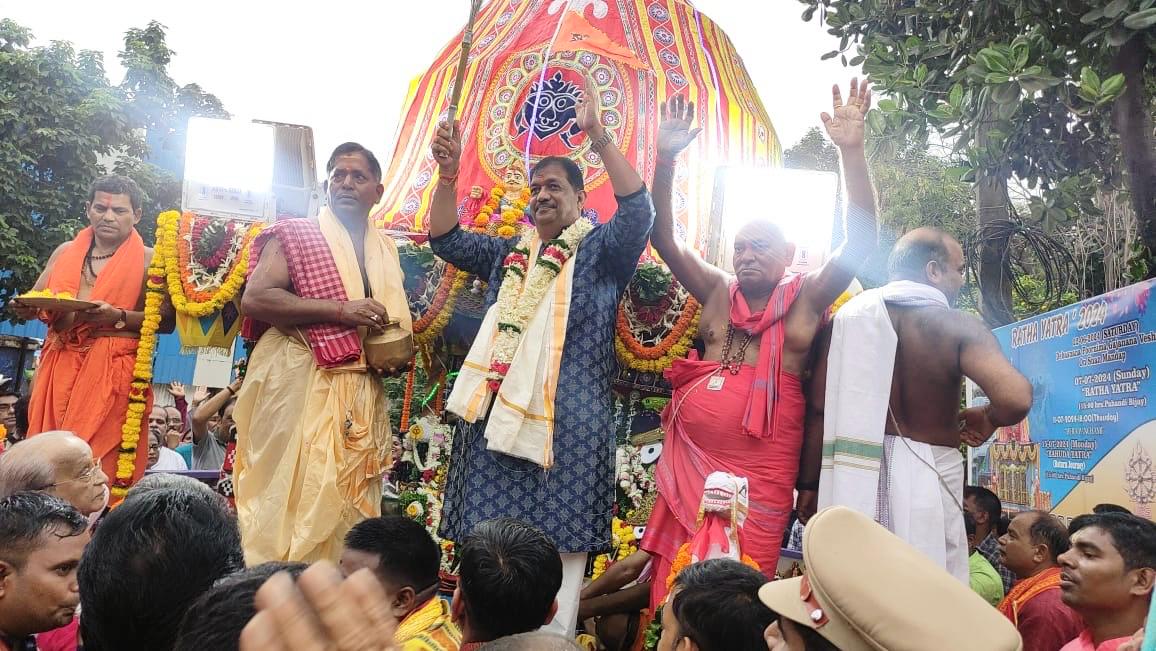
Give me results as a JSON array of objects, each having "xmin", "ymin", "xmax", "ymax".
[
  {"xmin": 640, "ymin": 80, "xmax": 878, "ymax": 609},
  {"xmin": 234, "ymin": 142, "xmax": 411, "ymax": 565}
]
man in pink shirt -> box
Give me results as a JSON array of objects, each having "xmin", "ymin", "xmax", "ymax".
[{"xmin": 1058, "ymin": 512, "xmax": 1156, "ymax": 651}]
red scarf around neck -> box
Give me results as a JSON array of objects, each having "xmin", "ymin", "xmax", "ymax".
[{"xmin": 727, "ymin": 274, "xmax": 805, "ymax": 440}]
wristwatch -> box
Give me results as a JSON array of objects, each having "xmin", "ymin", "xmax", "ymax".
[{"xmin": 114, "ymin": 309, "xmax": 127, "ymax": 330}]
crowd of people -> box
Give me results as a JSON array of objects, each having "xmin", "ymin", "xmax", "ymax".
[
  {"xmin": 4, "ymin": 477, "xmax": 1152, "ymax": 651},
  {"xmin": 2, "ymin": 70, "xmax": 1155, "ymax": 651}
]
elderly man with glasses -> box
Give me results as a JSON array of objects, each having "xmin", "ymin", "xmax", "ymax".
[{"xmin": 0, "ymin": 431, "xmax": 110, "ymax": 520}]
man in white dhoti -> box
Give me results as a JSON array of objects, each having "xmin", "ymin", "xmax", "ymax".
[{"xmin": 811, "ymin": 228, "xmax": 1033, "ymax": 583}]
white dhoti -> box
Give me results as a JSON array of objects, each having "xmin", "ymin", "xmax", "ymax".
[
  {"xmin": 819, "ymin": 280, "xmax": 969, "ymax": 583},
  {"xmin": 877, "ymin": 434, "xmax": 968, "ymax": 585},
  {"xmin": 541, "ymin": 552, "xmax": 588, "ymax": 639}
]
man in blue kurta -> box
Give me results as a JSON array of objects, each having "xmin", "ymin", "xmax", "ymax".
[{"xmin": 427, "ymin": 80, "xmax": 653, "ymax": 640}]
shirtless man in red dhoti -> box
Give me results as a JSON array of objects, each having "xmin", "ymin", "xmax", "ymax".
[{"xmin": 640, "ymin": 80, "xmax": 878, "ymax": 608}]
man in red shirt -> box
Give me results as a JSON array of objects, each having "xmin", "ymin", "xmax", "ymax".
[
  {"xmin": 1059, "ymin": 513, "xmax": 1156, "ymax": 651},
  {"xmin": 998, "ymin": 511, "xmax": 1084, "ymax": 650},
  {"xmin": 0, "ymin": 493, "xmax": 89, "ymax": 651}
]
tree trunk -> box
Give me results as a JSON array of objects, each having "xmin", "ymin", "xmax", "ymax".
[
  {"xmin": 975, "ymin": 99, "xmax": 1016, "ymax": 326},
  {"xmin": 1112, "ymin": 35, "xmax": 1156, "ymax": 275}
]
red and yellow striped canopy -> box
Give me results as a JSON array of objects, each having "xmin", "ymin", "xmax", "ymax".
[{"xmin": 372, "ymin": 0, "xmax": 779, "ymax": 256}]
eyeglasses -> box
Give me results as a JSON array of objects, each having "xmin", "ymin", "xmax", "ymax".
[{"xmin": 39, "ymin": 458, "xmax": 102, "ymax": 489}]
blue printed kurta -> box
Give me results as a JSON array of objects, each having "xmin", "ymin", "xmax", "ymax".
[{"xmin": 431, "ymin": 188, "xmax": 654, "ymax": 552}]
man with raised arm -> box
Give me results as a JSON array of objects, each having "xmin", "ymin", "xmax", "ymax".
[
  {"xmin": 814, "ymin": 227, "xmax": 1033, "ymax": 583},
  {"xmin": 639, "ymin": 80, "xmax": 878, "ymax": 608},
  {"xmin": 426, "ymin": 78, "xmax": 654, "ymax": 638},
  {"xmin": 235, "ymin": 142, "xmax": 411, "ymax": 564}
]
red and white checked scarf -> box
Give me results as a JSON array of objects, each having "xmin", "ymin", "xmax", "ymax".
[{"xmin": 241, "ymin": 219, "xmax": 362, "ymax": 368}]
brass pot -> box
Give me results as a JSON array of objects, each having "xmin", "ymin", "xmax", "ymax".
[{"xmin": 364, "ymin": 319, "xmax": 415, "ymax": 371}]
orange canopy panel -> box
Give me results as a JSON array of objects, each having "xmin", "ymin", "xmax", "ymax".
[{"xmin": 372, "ymin": 0, "xmax": 780, "ymax": 257}]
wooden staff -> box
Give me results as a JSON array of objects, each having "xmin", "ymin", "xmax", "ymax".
[{"xmin": 447, "ymin": 0, "xmax": 483, "ymax": 129}]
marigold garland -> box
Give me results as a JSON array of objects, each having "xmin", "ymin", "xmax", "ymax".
[
  {"xmin": 665, "ymin": 543, "xmax": 761, "ymax": 592},
  {"xmin": 591, "ymin": 517, "xmax": 639, "ymax": 580},
  {"xmin": 472, "ymin": 185, "xmax": 531, "ymax": 236},
  {"xmin": 159, "ymin": 211, "xmax": 264, "ymax": 318},
  {"xmin": 412, "ymin": 267, "xmax": 469, "ymax": 348},
  {"xmin": 112, "ymin": 237, "xmax": 168, "ymax": 497},
  {"xmin": 399, "ymin": 369, "xmax": 416, "ymax": 432},
  {"xmin": 615, "ymin": 294, "xmax": 700, "ymax": 374}
]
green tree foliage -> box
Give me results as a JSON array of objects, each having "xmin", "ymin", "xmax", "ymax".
[
  {"xmin": 784, "ymin": 127, "xmax": 975, "ymax": 287},
  {"xmin": 783, "ymin": 126, "xmax": 840, "ymax": 172},
  {"xmin": 799, "ymin": 0, "xmax": 1156, "ymax": 324},
  {"xmin": 0, "ymin": 19, "xmax": 135, "ymax": 303},
  {"xmin": 0, "ymin": 19, "xmax": 229, "ymax": 304},
  {"xmin": 116, "ymin": 21, "xmax": 229, "ymax": 244}
]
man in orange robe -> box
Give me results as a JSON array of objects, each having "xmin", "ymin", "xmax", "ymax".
[{"xmin": 14, "ymin": 175, "xmax": 167, "ymax": 488}]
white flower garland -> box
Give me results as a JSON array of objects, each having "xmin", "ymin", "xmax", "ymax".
[
  {"xmin": 616, "ymin": 445, "xmax": 656, "ymax": 512},
  {"xmin": 402, "ymin": 415, "xmax": 455, "ymax": 572},
  {"xmin": 486, "ymin": 218, "xmax": 594, "ymax": 390}
]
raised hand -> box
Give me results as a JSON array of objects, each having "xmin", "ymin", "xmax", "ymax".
[
  {"xmin": 191, "ymin": 386, "xmax": 210, "ymax": 405},
  {"xmin": 169, "ymin": 381, "xmax": 186, "ymax": 400},
  {"xmin": 575, "ymin": 77, "xmax": 604, "ymax": 138},
  {"xmin": 959, "ymin": 405, "xmax": 998, "ymax": 447},
  {"xmin": 657, "ymin": 95, "xmax": 702, "ymax": 161},
  {"xmin": 431, "ymin": 120, "xmax": 461, "ymax": 178},
  {"xmin": 241, "ymin": 563, "xmax": 398, "ymax": 651},
  {"xmin": 820, "ymin": 78, "xmax": 872, "ymax": 151}
]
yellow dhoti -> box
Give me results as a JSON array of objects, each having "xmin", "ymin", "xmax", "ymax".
[{"xmin": 233, "ymin": 209, "xmax": 410, "ymax": 564}]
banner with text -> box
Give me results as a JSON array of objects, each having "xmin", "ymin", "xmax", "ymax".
[{"xmin": 969, "ymin": 279, "xmax": 1156, "ymax": 520}]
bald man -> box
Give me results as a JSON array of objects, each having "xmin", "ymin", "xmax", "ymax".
[
  {"xmin": 0, "ymin": 430, "xmax": 110, "ymax": 517},
  {"xmin": 812, "ymin": 227, "xmax": 1033, "ymax": 583},
  {"xmin": 640, "ymin": 81, "xmax": 878, "ymax": 608}
]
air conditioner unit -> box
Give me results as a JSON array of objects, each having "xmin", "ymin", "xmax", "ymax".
[
  {"xmin": 255, "ymin": 120, "xmax": 321, "ymax": 220},
  {"xmin": 182, "ymin": 118, "xmax": 320, "ymax": 221}
]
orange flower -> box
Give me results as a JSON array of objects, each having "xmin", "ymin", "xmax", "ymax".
[
  {"xmin": 665, "ymin": 542, "xmax": 760, "ymax": 591},
  {"xmin": 399, "ymin": 369, "xmax": 416, "ymax": 432},
  {"xmin": 615, "ymin": 291, "xmax": 700, "ymax": 375}
]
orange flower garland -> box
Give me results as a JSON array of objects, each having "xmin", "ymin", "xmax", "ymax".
[
  {"xmin": 471, "ymin": 185, "xmax": 530, "ymax": 237},
  {"xmin": 160, "ymin": 211, "xmax": 264, "ymax": 318},
  {"xmin": 615, "ymin": 294, "xmax": 700, "ymax": 374},
  {"xmin": 591, "ymin": 518, "xmax": 638, "ymax": 580},
  {"xmin": 413, "ymin": 267, "xmax": 469, "ymax": 348},
  {"xmin": 399, "ymin": 369, "xmax": 416, "ymax": 432},
  {"xmin": 665, "ymin": 543, "xmax": 761, "ymax": 592}
]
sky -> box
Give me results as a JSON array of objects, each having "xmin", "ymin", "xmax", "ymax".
[{"xmin": 4, "ymin": 0, "xmax": 859, "ymax": 171}]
